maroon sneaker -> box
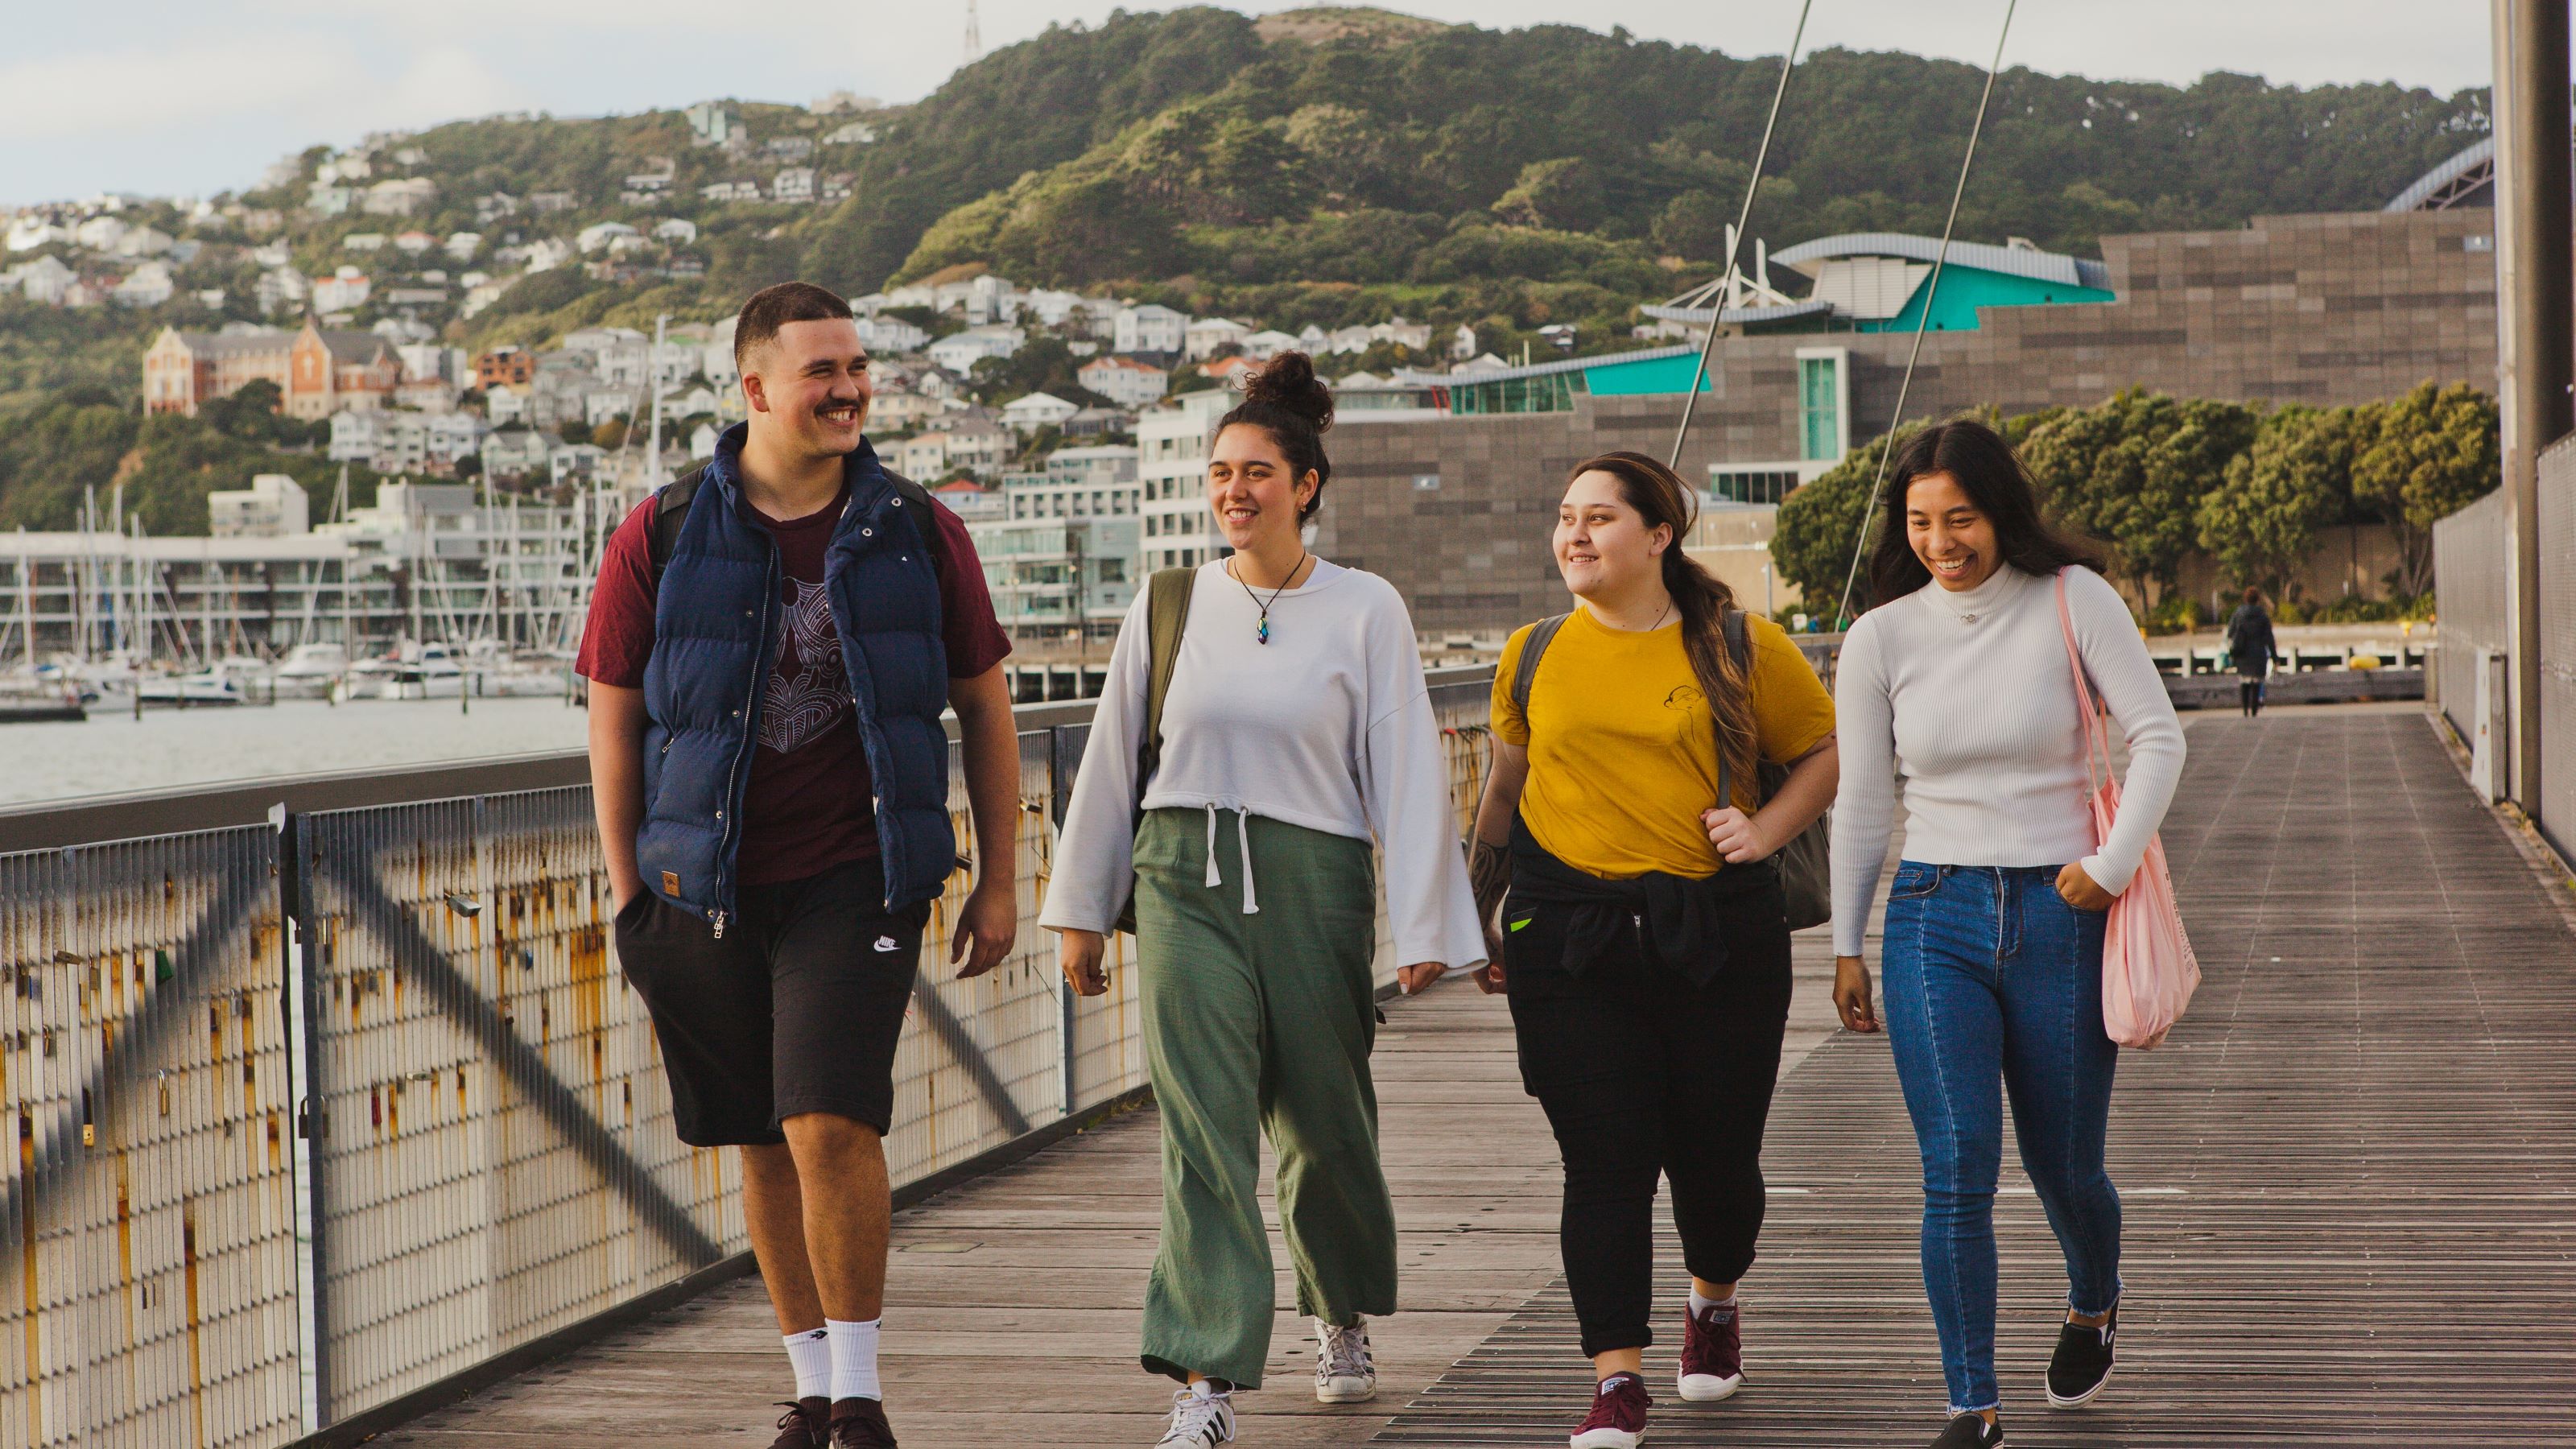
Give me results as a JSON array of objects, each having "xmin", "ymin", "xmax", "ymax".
[
  {"xmin": 769, "ymin": 1398, "xmax": 828, "ymax": 1448},
  {"xmin": 1678, "ymin": 1297, "xmax": 1744, "ymax": 1402},
  {"xmin": 829, "ymin": 1397, "xmax": 898, "ymax": 1449},
  {"xmin": 1571, "ymin": 1372, "xmax": 1651, "ymax": 1449}
]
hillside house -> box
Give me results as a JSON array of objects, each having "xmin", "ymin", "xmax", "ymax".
[{"xmin": 1076, "ymin": 355, "xmax": 1169, "ymax": 408}]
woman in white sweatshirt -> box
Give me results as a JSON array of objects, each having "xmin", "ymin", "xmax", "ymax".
[
  {"xmin": 1828, "ymin": 419, "xmax": 2185, "ymax": 1449},
  {"xmin": 1042, "ymin": 353, "xmax": 1486, "ymax": 1449}
]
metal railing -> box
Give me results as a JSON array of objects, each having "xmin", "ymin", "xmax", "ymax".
[
  {"xmin": 2434, "ymin": 489, "xmax": 2508, "ymax": 749},
  {"xmin": 2, "ymin": 669, "xmax": 1501, "ymax": 1448}
]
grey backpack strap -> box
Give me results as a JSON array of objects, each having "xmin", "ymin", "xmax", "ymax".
[{"xmin": 1510, "ymin": 613, "xmax": 1573, "ymax": 718}]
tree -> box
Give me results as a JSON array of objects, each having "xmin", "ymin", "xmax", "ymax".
[
  {"xmin": 2351, "ymin": 381, "xmax": 2499, "ymax": 596},
  {"xmin": 1771, "ymin": 424, "xmax": 1925, "ymax": 617},
  {"xmin": 592, "ymin": 417, "xmax": 629, "ymax": 452},
  {"xmin": 2194, "ymin": 405, "xmax": 2352, "ymax": 598},
  {"xmin": 2024, "ymin": 390, "xmax": 2256, "ymax": 605},
  {"xmin": 1650, "ymin": 189, "xmax": 1733, "ymax": 260},
  {"xmin": 1491, "ymin": 158, "xmax": 1606, "ymax": 232}
]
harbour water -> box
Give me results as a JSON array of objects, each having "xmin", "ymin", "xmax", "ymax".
[{"xmin": 2, "ymin": 696, "xmax": 592, "ymax": 807}]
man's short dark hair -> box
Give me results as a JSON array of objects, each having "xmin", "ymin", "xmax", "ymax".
[{"xmin": 734, "ymin": 281, "xmax": 854, "ymax": 374}]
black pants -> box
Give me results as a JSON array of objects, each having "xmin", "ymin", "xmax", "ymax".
[{"xmin": 1501, "ymin": 873, "xmax": 1795, "ymax": 1357}]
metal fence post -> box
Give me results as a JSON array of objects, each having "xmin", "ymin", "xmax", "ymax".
[
  {"xmin": 1051, "ymin": 727, "xmax": 1078, "ymax": 1117},
  {"xmin": 275, "ymin": 804, "xmax": 330, "ymax": 1430}
]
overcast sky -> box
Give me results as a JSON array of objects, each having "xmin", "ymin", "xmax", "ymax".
[{"xmin": 1, "ymin": 1, "xmax": 2498, "ymax": 207}]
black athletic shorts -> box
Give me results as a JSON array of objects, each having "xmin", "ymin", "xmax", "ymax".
[{"xmin": 613, "ymin": 855, "xmax": 930, "ymax": 1146}]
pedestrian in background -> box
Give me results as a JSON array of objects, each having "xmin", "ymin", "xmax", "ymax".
[
  {"xmin": 1468, "ymin": 452, "xmax": 1837, "ymax": 1449},
  {"xmin": 2227, "ymin": 587, "xmax": 2277, "ymax": 716},
  {"xmin": 1828, "ymin": 419, "xmax": 2186, "ymax": 1449},
  {"xmin": 1042, "ymin": 353, "xmax": 1485, "ymax": 1449}
]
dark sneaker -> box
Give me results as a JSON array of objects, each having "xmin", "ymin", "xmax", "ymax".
[
  {"xmin": 1677, "ymin": 1298, "xmax": 1743, "ymax": 1402},
  {"xmin": 2045, "ymin": 1307, "xmax": 2117, "ymax": 1408},
  {"xmin": 770, "ymin": 1399, "xmax": 829, "ymax": 1449},
  {"xmin": 1929, "ymin": 1412, "xmax": 2004, "ymax": 1447},
  {"xmin": 1570, "ymin": 1372, "xmax": 1651, "ymax": 1449},
  {"xmin": 829, "ymin": 1397, "xmax": 898, "ymax": 1449}
]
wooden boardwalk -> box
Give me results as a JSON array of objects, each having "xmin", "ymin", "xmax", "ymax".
[{"xmin": 376, "ymin": 710, "xmax": 2576, "ymax": 1447}]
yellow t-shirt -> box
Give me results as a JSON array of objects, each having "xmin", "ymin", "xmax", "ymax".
[{"xmin": 1492, "ymin": 606, "xmax": 1835, "ymax": 880}]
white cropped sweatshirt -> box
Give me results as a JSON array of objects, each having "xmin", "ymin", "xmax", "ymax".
[
  {"xmin": 1829, "ymin": 564, "xmax": 2186, "ymax": 957},
  {"xmin": 1039, "ymin": 559, "xmax": 1488, "ymax": 971}
]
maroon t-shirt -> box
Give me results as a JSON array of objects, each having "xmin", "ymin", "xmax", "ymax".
[{"xmin": 576, "ymin": 482, "xmax": 1011, "ymax": 886}]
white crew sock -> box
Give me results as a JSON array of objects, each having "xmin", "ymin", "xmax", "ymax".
[
  {"xmin": 1689, "ymin": 1290, "xmax": 1740, "ymax": 1316},
  {"xmin": 1190, "ymin": 1378, "xmax": 1229, "ymax": 1400},
  {"xmin": 828, "ymin": 1317, "xmax": 882, "ymax": 1402},
  {"xmin": 783, "ymin": 1327, "xmax": 832, "ymax": 1401}
]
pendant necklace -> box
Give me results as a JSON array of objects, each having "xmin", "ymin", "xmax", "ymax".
[{"xmin": 1232, "ymin": 550, "xmax": 1309, "ymax": 645}]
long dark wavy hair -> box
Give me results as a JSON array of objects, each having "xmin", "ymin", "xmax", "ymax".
[
  {"xmin": 1867, "ymin": 418, "xmax": 2104, "ymax": 605},
  {"xmin": 1567, "ymin": 451, "xmax": 1762, "ymax": 801}
]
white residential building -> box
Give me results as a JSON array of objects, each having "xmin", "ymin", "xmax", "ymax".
[
  {"xmin": 966, "ymin": 514, "xmax": 1141, "ymax": 642},
  {"xmin": 481, "ymin": 427, "xmax": 551, "ymax": 477},
  {"xmin": 329, "ymin": 409, "xmax": 486, "ymax": 473},
  {"xmin": 576, "ymin": 221, "xmax": 640, "ymax": 254},
  {"xmin": 651, "ymin": 217, "xmax": 699, "ymax": 244},
  {"xmin": 1077, "ymin": 355, "xmax": 1170, "ymax": 408},
  {"xmin": 208, "ymin": 474, "xmax": 311, "ymax": 537},
  {"xmin": 444, "ymin": 231, "xmax": 482, "ymax": 261},
  {"xmin": 1000, "ymin": 444, "xmax": 1140, "ymax": 521},
  {"xmin": 857, "ymin": 315, "xmax": 930, "ymax": 354},
  {"xmin": 310, "ymin": 266, "xmax": 371, "ymax": 313},
  {"xmin": 1115, "ymin": 303, "xmax": 1188, "ymax": 357},
  {"xmin": 927, "ymin": 326, "xmax": 1024, "ymax": 374},
  {"xmin": 700, "ymin": 180, "xmax": 762, "ymax": 203},
  {"xmin": 773, "ymin": 167, "xmax": 817, "ymax": 204},
  {"xmin": 1241, "ymin": 329, "xmax": 1302, "ymax": 361},
  {"xmin": 1001, "ymin": 391, "xmax": 1080, "ymax": 434},
  {"xmin": 15, "ymin": 254, "xmax": 77, "ymax": 305},
  {"xmin": 1137, "ymin": 390, "xmax": 1233, "ymax": 574},
  {"xmin": 361, "ymin": 178, "xmax": 437, "ymax": 217},
  {"xmin": 1183, "ymin": 316, "xmax": 1250, "ymax": 361}
]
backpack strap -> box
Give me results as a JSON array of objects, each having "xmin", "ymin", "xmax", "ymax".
[
  {"xmin": 645, "ymin": 464, "xmax": 708, "ymax": 589},
  {"xmin": 1134, "ymin": 567, "xmax": 1197, "ymax": 793},
  {"xmin": 646, "ymin": 462, "xmax": 948, "ymax": 591},
  {"xmin": 1717, "ymin": 608, "xmax": 1753, "ymax": 811},
  {"xmin": 1509, "ymin": 612, "xmax": 1573, "ymax": 719}
]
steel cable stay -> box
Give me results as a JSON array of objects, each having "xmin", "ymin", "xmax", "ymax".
[
  {"xmin": 1666, "ymin": 0, "xmax": 1818, "ymax": 470},
  {"xmin": 1834, "ymin": 0, "xmax": 2021, "ymax": 624}
]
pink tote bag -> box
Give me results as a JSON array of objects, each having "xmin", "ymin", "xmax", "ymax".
[{"xmin": 2054, "ymin": 572, "xmax": 2199, "ymax": 1050}]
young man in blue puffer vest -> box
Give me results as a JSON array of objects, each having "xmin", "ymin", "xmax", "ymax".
[{"xmin": 579, "ymin": 282, "xmax": 1020, "ymax": 1449}]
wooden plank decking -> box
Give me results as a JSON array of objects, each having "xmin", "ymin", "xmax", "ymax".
[{"xmin": 374, "ymin": 710, "xmax": 2576, "ymax": 1447}]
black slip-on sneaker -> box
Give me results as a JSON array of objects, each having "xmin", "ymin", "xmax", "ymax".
[
  {"xmin": 2045, "ymin": 1307, "xmax": 2117, "ymax": 1408},
  {"xmin": 1930, "ymin": 1412, "xmax": 2004, "ymax": 1447}
]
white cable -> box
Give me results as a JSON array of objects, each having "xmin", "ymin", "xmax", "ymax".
[
  {"xmin": 1666, "ymin": 0, "xmax": 1817, "ymax": 472},
  {"xmin": 1834, "ymin": 0, "xmax": 2021, "ymax": 625}
]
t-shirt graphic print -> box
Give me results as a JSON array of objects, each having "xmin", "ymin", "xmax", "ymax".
[{"xmin": 762, "ymin": 576, "xmax": 851, "ymax": 753}]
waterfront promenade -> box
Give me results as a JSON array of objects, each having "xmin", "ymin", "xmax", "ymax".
[{"xmin": 369, "ymin": 707, "xmax": 2576, "ymax": 1448}]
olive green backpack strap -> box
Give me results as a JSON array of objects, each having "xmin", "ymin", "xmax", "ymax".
[{"xmin": 1113, "ymin": 567, "xmax": 1197, "ymax": 935}]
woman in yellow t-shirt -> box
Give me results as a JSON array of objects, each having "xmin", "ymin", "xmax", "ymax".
[{"xmin": 1468, "ymin": 450, "xmax": 1838, "ymax": 1449}]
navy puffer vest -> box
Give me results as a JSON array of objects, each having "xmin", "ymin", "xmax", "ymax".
[{"xmin": 635, "ymin": 425, "xmax": 954, "ymax": 927}]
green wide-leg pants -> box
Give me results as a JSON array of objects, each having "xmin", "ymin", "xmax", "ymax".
[{"xmin": 1132, "ymin": 807, "xmax": 1398, "ymax": 1389}]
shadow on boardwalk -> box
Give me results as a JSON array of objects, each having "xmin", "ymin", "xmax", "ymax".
[{"xmin": 381, "ymin": 712, "xmax": 2576, "ymax": 1447}]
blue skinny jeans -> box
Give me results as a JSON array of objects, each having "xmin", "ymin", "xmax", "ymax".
[{"xmin": 1880, "ymin": 863, "xmax": 2123, "ymax": 1414}]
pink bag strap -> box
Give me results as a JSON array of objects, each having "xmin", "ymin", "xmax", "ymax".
[{"xmin": 2053, "ymin": 570, "xmax": 2116, "ymax": 793}]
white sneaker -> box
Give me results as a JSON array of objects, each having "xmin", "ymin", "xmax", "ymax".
[
  {"xmin": 1314, "ymin": 1318, "xmax": 1377, "ymax": 1403},
  {"xmin": 1157, "ymin": 1386, "xmax": 1236, "ymax": 1448}
]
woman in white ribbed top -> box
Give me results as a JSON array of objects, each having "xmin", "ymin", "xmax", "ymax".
[{"xmin": 1827, "ymin": 419, "xmax": 2183, "ymax": 1449}]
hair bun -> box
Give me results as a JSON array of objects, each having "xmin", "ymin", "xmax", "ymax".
[{"xmin": 1241, "ymin": 350, "xmax": 1333, "ymax": 432}]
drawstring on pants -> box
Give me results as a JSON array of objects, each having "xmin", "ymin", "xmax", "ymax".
[{"xmin": 1201, "ymin": 803, "xmax": 1260, "ymax": 915}]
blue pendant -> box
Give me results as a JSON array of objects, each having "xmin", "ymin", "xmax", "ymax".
[{"xmin": 1257, "ymin": 616, "xmax": 1270, "ymax": 645}]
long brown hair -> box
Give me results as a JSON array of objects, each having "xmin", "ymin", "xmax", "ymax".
[{"xmin": 1567, "ymin": 451, "xmax": 1762, "ymax": 803}]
